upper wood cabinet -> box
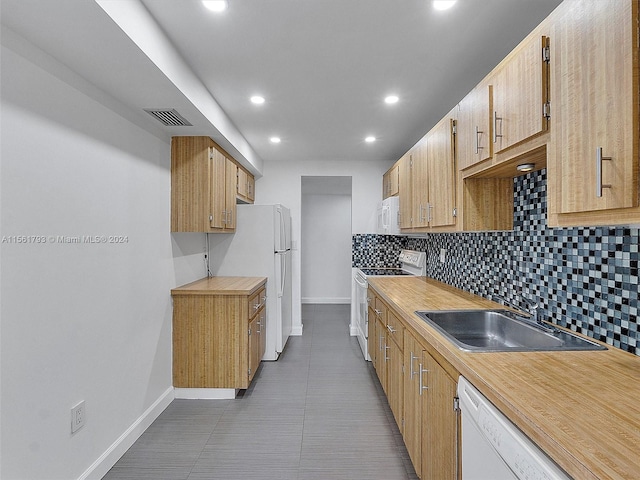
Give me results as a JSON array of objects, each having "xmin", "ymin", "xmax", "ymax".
[
  {"xmin": 399, "ymin": 112, "xmax": 457, "ymax": 232},
  {"xmin": 171, "ymin": 136, "xmax": 237, "ymax": 232},
  {"xmin": 548, "ymin": 0, "xmax": 639, "ymax": 225},
  {"xmin": 492, "ymin": 33, "xmax": 550, "ymax": 154},
  {"xmin": 426, "ymin": 116, "xmax": 457, "ymax": 229},
  {"xmin": 457, "ymin": 80, "xmax": 492, "ymax": 171},
  {"xmin": 236, "ymin": 166, "xmax": 256, "ymax": 204},
  {"xmin": 398, "ymin": 151, "xmax": 414, "ymax": 229},
  {"xmin": 383, "ymin": 163, "xmax": 399, "ymax": 199}
]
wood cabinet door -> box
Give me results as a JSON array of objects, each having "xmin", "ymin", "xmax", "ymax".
[
  {"xmin": 387, "ymin": 335, "xmax": 404, "ymax": 433},
  {"xmin": 210, "ymin": 146, "xmax": 227, "ymax": 230},
  {"xmin": 457, "ymin": 81, "xmax": 492, "ymax": 170},
  {"xmin": 375, "ymin": 315, "xmax": 388, "ymax": 393},
  {"xmin": 426, "ymin": 116, "xmax": 457, "ymax": 228},
  {"xmin": 403, "ymin": 331, "xmax": 424, "ymax": 478},
  {"xmin": 224, "ymin": 157, "xmax": 237, "ymax": 230},
  {"xmin": 492, "ymin": 34, "xmax": 549, "ymax": 154},
  {"xmin": 550, "ymin": 0, "xmax": 638, "ymax": 214},
  {"xmin": 367, "ymin": 298, "xmax": 377, "ymax": 365},
  {"xmin": 421, "ymin": 352, "xmax": 458, "ymax": 480},
  {"xmin": 237, "ymin": 167, "xmax": 248, "ymax": 199},
  {"xmin": 398, "ymin": 152, "xmax": 414, "ymax": 229},
  {"xmin": 248, "ymin": 314, "xmax": 260, "ymax": 383},
  {"xmin": 413, "ymin": 136, "xmax": 430, "ymax": 228},
  {"xmin": 247, "ymin": 174, "xmax": 255, "ymax": 202},
  {"xmin": 383, "ymin": 163, "xmax": 399, "ymax": 199}
]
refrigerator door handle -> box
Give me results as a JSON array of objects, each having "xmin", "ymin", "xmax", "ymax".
[{"xmin": 276, "ymin": 253, "xmax": 286, "ymax": 298}]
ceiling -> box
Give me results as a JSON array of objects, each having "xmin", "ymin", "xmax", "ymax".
[{"xmin": 1, "ymin": 0, "xmax": 563, "ymax": 174}]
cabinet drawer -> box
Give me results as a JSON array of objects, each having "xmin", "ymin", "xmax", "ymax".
[
  {"xmin": 386, "ymin": 309, "xmax": 404, "ymax": 350},
  {"xmin": 249, "ymin": 287, "xmax": 266, "ymax": 319}
]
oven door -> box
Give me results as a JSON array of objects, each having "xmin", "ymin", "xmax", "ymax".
[{"xmin": 354, "ymin": 270, "xmax": 370, "ymax": 360}]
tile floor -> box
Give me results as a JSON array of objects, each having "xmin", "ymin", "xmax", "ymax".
[{"xmin": 103, "ymin": 304, "xmax": 418, "ymax": 479}]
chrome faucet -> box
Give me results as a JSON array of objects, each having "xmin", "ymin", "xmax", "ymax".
[{"xmin": 495, "ymin": 294, "xmax": 553, "ymax": 332}]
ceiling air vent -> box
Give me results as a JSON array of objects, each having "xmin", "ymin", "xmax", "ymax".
[{"xmin": 144, "ymin": 108, "xmax": 192, "ymax": 126}]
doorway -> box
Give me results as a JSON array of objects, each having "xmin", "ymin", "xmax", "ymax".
[{"xmin": 301, "ymin": 176, "xmax": 352, "ymax": 304}]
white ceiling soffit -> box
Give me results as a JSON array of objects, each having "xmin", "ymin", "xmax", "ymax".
[
  {"xmin": 302, "ymin": 176, "xmax": 352, "ymax": 196},
  {"xmin": 94, "ymin": 0, "xmax": 263, "ymax": 175}
]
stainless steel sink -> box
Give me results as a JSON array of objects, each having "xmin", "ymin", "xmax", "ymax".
[{"xmin": 414, "ymin": 309, "xmax": 607, "ymax": 352}]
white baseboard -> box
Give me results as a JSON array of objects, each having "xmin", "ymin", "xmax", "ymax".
[
  {"xmin": 174, "ymin": 388, "xmax": 237, "ymax": 399},
  {"xmin": 291, "ymin": 324, "xmax": 303, "ymax": 336},
  {"xmin": 301, "ymin": 297, "xmax": 350, "ymax": 304},
  {"xmin": 350, "ymin": 325, "xmax": 359, "ymax": 336},
  {"xmin": 78, "ymin": 386, "xmax": 174, "ymax": 480}
]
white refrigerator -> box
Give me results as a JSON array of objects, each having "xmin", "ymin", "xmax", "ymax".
[{"xmin": 208, "ymin": 204, "xmax": 292, "ymax": 360}]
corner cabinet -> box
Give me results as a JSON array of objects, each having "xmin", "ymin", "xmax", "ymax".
[
  {"xmin": 171, "ymin": 277, "xmax": 267, "ymax": 390},
  {"xmin": 548, "ymin": 0, "xmax": 640, "ymax": 226},
  {"xmin": 171, "ymin": 136, "xmax": 239, "ymax": 232}
]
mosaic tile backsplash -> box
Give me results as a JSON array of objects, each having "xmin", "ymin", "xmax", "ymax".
[{"xmin": 352, "ymin": 169, "xmax": 640, "ymax": 355}]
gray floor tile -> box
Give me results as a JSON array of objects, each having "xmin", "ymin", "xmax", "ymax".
[{"xmin": 102, "ymin": 304, "xmax": 417, "ymax": 480}]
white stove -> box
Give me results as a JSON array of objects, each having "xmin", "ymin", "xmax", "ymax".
[{"xmin": 351, "ymin": 249, "xmax": 426, "ymax": 360}]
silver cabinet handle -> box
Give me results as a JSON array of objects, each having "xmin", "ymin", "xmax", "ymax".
[
  {"xmin": 475, "ymin": 125, "xmax": 483, "ymax": 154},
  {"xmin": 222, "ymin": 210, "xmax": 227, "ymax": 224},
  {"xmin": 384, "ymin": 344, "xmax": 390, "ymax": 361},
  {"xmin": 386, "ymin": 324, "xmax": 396, "ymax": 334},
  {"xmin": 419, "ymin": 363, "xmax": 429, "ymax": 395},
  {"xmin": 374, "ymin": 308, "xmax": 382, "ymax": 318},
  {"xmin": 409, "ymin": 352, "xmax": 419, "ymax": 379},
  {"xmin": 493, "ymin": 111, "xmax": 502, "ymax": 144},
  {"xmin": 427, "ymin": 204, "xmax": 433, "ymax": 223},
  {"xmin": 596, "ymin": 147, "xmax": 612, "ymax": 197}
]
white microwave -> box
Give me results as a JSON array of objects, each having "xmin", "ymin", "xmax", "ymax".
[{"xmin": 377, "ymin": 196, "xmax": 400, "ymax": 235}]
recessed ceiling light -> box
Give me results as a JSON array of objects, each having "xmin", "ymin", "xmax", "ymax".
[
  {"xmin": 250, "ymin": 95, "xmax": 265, "ymax": 105},
  {"xmin": 202, "ymin": 1, "xmax": 227, "ymax": 12},
  {"xmin": 385, "ymin": 95, "xmax": 399, "ymax": 104},
  {"xmin": 365, "ymin": 136, "xmax": 376, "ymax": 143},
  {"xmin": 270, "ymin": 137, "xmax": 281, "ymax": 144},
  {"xmin": 433, "ymin": 0, "xmax": 457, "ymax": 11}
]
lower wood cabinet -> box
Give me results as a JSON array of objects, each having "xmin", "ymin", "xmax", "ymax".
[
  {"xmin": 369, "ymin": 286, "xmax": 460, "ymax": 479},
  {"xmin": 171, "ymin": 277, "xmax": 267, "ymax": 390},
  {"xmin": 403, "ymin": 329, "xmax": 460, "ymax": 480}
]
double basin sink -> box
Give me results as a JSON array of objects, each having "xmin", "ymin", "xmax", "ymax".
[{"xmin": 414, "ymin": 309, "xmax": 606, "ymax": 352}]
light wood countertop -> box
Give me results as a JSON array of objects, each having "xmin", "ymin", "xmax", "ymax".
[
  {"xmin": 171, "ymin": 276, "xmax": 267, "ymax": 296},
  {"xmin": 368, "ymin": 276, "xmax": 640, "ymax": 480}
]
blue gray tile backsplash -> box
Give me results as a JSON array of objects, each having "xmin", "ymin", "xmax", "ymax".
[{"xmin": 352, "ymin": 169, "xmax": 640, "ymax": 355}]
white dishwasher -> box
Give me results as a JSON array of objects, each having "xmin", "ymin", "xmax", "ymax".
[{"xmin": 457, "ymin": 376, "xmax": 571, "ymax": 480}]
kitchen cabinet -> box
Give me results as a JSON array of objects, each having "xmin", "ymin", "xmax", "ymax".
[
  {"xmin": 404, "ymin": 328, "xmax": 459, "ymax": 480},
  {"xmin": 492, "ymin": 32, "xmax": 550, "ymax": 154},
  {"xmin": 398, "ymin": 151, "xmax": 414, "ymax": 229},
  {"xmin": 420, "ymin": 346, "xmax": 458, "ymax": 480},
  {"xmin": 403, "ymin": 331, "xmax": 425, "ymax": 478},
  {"xmin": 370, "ymin": 285, "xmax": 460, "ymax": 479},
  {"xmin": 425, "ymin": 116, "xmax": 457, "ymax": 229},
  {"xmin": 171, "ymin": 277, "xmax": 267, "ymax": 390},
  {"xmin": 397, "ymin": 112, "xmax": 457, "ymax": 232},
  {"xmin": 236, "ymin": 166, "xmax": 256, "ymax": 204},
  {"xmin": 456, "ymin": 80, "xmax": 492, "ymax": 171},
  {"xmin": 171, "ymin": 136, "xmax": 237, "ymax": 232},
  {"xmin": 385, "ymin": 309, "xmax": 405, "ymax": 430},
  {"xmin": 369, "ymin": 290, "xmax": 404, "ymax": 430},
  {"xmin": 548, "ymin": 0, "xmax": 640, "ymax": 226},
  {"xmin": 383, "ymin": 163, "xmax": 399, "ymax": 199}
]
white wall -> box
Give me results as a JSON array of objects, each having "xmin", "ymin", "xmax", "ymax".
[
  {"xmin": 255, "ymin": 159, "xmax": 391, "ymax": 333},
  {"xmin": 0, "ymin": 40, "xmax": 205, "ymax": 479},
  {"xmin": 301, "ymin": 193, "xmax": 352, "ymax": 303}
]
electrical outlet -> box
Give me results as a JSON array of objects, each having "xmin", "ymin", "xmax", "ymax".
[
  {"xmin": 71, "ymin": 401, "xmax": 86, "ymax": 433},
  {"xmin": 439, "ymin": 248, "xmax": 447, "ymax": 264}
]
